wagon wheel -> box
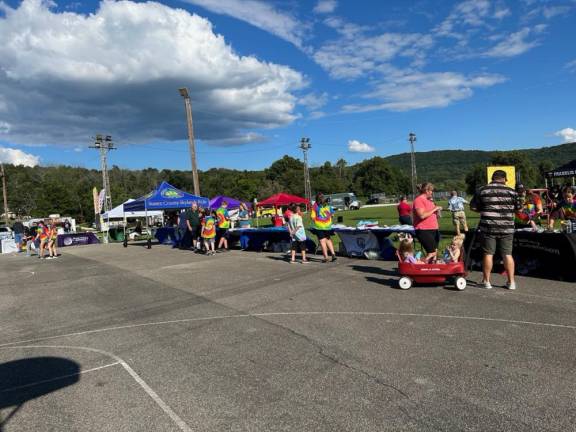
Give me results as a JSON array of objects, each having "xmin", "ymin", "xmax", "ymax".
[
  {"xmin": 455, "ymin": 277, "xmax": 467, "ymax": 291},
  {"xmin": 398, "ymin": 277, "xmax": 412, "ymax": 290}
]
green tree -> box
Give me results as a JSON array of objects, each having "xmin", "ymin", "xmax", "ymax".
[{"xmin": 465, "ymin": 165, "xmax": 486, "ymax": 195}]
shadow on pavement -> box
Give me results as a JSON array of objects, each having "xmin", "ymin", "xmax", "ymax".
[
  {"xmin": 349, "ymin": 265, "xmax": 398, "ymax": 277},
  {"xmin": 0, "ymin": 357, "xmax": 81, "ymax": 431}
]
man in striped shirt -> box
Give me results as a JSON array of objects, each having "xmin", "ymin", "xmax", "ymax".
[{"xmin": 470, "ymin": 170, "xmax": 522, "ymax": 290}]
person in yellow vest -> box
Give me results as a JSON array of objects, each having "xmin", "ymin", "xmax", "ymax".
[
  {"xmin": 311, "ymin": 193, "xmax": 337, "ymax": 263},
  {"xmin": 216, "ymin": 201, "xmax": 231, "ymax": 252}
]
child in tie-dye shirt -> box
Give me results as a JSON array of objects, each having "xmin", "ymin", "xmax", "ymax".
[{"xmin": 201, "ymin": 211, "xmax": 217, "ymax": 255}]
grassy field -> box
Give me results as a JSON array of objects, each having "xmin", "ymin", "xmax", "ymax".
[{"xmin": 253, "ymin": 201, "xmax": 480, "ymax": 252}]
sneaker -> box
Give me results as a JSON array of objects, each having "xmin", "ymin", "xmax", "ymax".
[
  {"xmin": 290, "ymin": 260, "xmax": 296, "ymax": 264},
  {"xmin": 506, "ymin": 281, "xmax": 516, "ymax": 290},
  {"xmin": 480, "ymin": 280, "xmax": 492, "ymax": 289},
  {"xmin": 331, "ymin": 255, "xmax": 337, "ymax": 262},
  {"xmin": 301, "ymin": 260, "xmax": 310, "ymax": 264}
]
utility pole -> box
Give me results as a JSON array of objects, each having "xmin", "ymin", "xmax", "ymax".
[
  {"xmin": 0, "ymin": 163, "xmax": 9, "ymax": 225},
  {"xmin": 408, "ymin": 132, "xmax": 418, "ymax": 198},
  {"xmin": 178, "ymin": 87, "xmax": 200, "ymax": 196},
  {"xmin": 89, "ymin": 134, "xmax": 115, "ymax": 214},
  {"xmin": 300, "ymin": 137, "xmax": 312, "ymax": 205}
]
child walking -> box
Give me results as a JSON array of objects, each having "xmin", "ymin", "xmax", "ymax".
[
  {"xmin": 288, "ymin": 204, "xmax": 309, "ymax": 264},
  {"xmin": 201, "ymin": 210, "xmax": 217, "ymax": 256}
]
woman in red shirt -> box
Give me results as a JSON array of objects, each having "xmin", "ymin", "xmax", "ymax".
[
  {"xmin": 412, "ymin": 183, "xmax": 442, "ymax": 263},
  {"xmin": 397, "ymin": 196, "xmax": 412, "ymax": 225}
]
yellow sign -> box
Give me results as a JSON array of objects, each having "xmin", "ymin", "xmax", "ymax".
[{"xmin": 487, "ymin": 166, "xmax": 516, "ymax": 188}]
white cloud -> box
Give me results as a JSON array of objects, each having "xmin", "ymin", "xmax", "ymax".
[
  {"xmin": 314, "ymin": 32, "xmax": 434, "ymax": 79},
  {"xmin": 348, "ymin": 139, "xmax": 375, "ymax": 153},
  {"xmin": 343, "ymin": 70, "xmax": 506, "ymax": 112},
  {"xmin": 483, "ymin": 27, "xmax": 543, "ymax": 58},
  {"xmin": 309, "ymin": 111, "xmax": 327, "ymax": 120},
  {"xmin": 181, "ymin": 0, "xmax": 306, "ymax": 47},
  {"xmin": 314, "ymin": 0, "xmax": 337, "ymax": 14},
  {"xmin": 0, "ymin": 147, "xmax": 40, "ymax": 166},
  {"xmin": 0, "ymin": 121, "xmax": 10, "ymax": 134},
  {"xmin": 435, "ymin": 0, "xmax": 492, "ymax": 38},
  {"xmin": 0, "ymin": 0, "xmax": 305, "ymax": 146},
  {"xmin": 298, "ymin": 92, "xmax": 329, "ymax": 111},
  {"xmin": 555, "ymin": 128, "xmax": 576, "ymax": 143},
  {"xmin": 565, "ymin": 59, "xmax": 576, "ymax": 73},
  {"xmin": 493, "ymin": 6, "xmax": 511, "ymax": 19}
]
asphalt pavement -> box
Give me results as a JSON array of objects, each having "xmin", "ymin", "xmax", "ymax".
[{"xmin": 0, "ymin": 243, "xmax": 575, "ymax": 431}]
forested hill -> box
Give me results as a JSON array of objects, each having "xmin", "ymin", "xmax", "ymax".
[
  {"xmin": 384, "ymin": 142, "xmax": 576, "ymax": 190},
  {"xmin": 2, "ymin": 142, "xmax": 575, "ymax": 223}
]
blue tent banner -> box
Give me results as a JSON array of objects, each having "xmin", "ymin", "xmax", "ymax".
[{"xmin": 124, "ymin": 181, "xmax": 209, "ymax": 211}]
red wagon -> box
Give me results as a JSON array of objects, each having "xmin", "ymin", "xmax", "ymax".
[{"xmin": 396, "ymin": 252, "xmax": 468, "ymax": 290}]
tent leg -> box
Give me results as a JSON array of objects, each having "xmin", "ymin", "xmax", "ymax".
[{"xmin": 145, "ymin": 204, "xmax": 151, "ymax": 249}]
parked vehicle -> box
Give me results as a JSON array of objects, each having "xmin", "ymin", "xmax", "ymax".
[{"xmin": 326, "ymin": 193, "xmax": 361, "ymax": 210}]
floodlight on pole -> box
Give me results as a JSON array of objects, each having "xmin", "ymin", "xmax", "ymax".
[
  {"xmin": 299, "ymin": 137, "xmax": 312, "ymax": 206},
  {"xmin": 89, "ymin": 134, "xmax": 115, "ymax": 214},
  {"xmin": 408, "ymin": 132, "xmax": 418, "ymax": 198},
  {"xmin": 179, "ymin": 87, "xmax": 200, "ymax": 196}
]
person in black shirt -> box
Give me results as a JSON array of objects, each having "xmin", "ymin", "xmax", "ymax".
[
  {"xmin": 186, "ymin": 202, "xmax": 201, "ymax": 251},
  {"xmin": 12, "ymin": 220, "xmax": 25, "ymax": 252}
]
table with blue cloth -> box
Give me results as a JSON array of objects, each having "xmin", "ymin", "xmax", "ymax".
[
  {"xmin": 229, "ymin": 227, "xmax": 316, "ymax": 252},
  {"xmin": 154, "ymin": 227, "xmax": 178, "ymax": 245},
  {"xmin": 322, "ymin": 225, "xmax": 415, "ymax": 259}
]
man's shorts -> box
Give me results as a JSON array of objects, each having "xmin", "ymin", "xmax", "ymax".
[
  {"xmin": 452, "ymin": 210, "xmax": 467, "ymax": 226},
  {"xmin": 482, "ymin": 233, "xmax": 514, "ymax": 256}
]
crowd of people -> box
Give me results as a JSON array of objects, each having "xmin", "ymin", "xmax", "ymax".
[
  {"xmin": 396, "ymin": 171, "xmax": 576, "ymax": 291},
  {"xmin": 6, "ymin": 176, "xmax": 576, "ymax": 287},
  {"xmin": 12, "ymin": 220, "xmax": 60, "ymax": 259},
  {"xmin": 168, "ymin": 201, "xmax": 239, "ymax": 255}
]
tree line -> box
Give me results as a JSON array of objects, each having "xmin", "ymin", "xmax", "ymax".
[
  {"xmin": 1, "ymin": 147, "xmax": 569, "ymax": 223},
  {"xmin": 1, "ymin": 156, "xmax": 410, "ymax": 222}
]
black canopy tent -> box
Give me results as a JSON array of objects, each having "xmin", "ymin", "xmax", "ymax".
[{"xmin": 544, "ymin": 159, "xmax": 576, "ymax": 187}]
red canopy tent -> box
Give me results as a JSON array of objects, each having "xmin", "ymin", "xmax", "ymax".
[{"xmin": 257, "ymin": 193, "xmax": 309, "ymax": 207}]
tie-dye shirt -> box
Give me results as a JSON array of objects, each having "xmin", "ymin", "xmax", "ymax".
[
  {"xmin": 201, "ymin": 216, "xmax": 216, "ymax": 239},
  {"xmin": 311, "ymin": 203, "xmax": 333, "ymax": 230},
  {"xmin": 216, "ymin": 207, "xmax": 230, "ymax": 229},
  {"xmin": 560, "ymin": 198, "xmax": 576, "ymax": 219}
]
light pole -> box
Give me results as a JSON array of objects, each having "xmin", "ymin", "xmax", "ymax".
[
  {"xmin": 408, "ymin": 132, "xmax": 418, "ymax": 198},
  {"xmin": 300, "ymin": 137, "xmax": 312, "ymax": 205},
  {"xmin": 0, "ymin": 163, "xmax": 9, "ymax": 225},
  {"xmin": 89, "ymin": 134, "xmax": 115, "ymax": 215},
  {"xmin": 179, "ymin": 87, "xmax": 200, "ymax": 196}
]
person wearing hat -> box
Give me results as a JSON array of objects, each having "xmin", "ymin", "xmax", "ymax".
[{"xmin": 470, "ymin": 170, "xmax": 522, "ymax": 290}]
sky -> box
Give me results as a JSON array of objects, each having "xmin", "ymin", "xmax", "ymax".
[{"xmin": 0, "ymin": 0, "xmax": 575, "ymax": 171}]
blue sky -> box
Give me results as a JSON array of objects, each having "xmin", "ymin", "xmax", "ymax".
[{"xmin": 0, "ymin": 0, "xmax": 575, "ymax": 171}]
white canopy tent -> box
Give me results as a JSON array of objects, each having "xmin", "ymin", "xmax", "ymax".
[{"xmin": 102, "ymin": 199, "xmax": 163, "ymax": 219}]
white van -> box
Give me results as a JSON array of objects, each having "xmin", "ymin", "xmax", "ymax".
[{"xmin": 326, "ymin": 193, "xmax": 361, "ymax": 211}]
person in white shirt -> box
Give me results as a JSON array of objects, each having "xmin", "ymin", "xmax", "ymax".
[
  {"xmin": 287, "ymin": 204, "xmax": 309, "ymax": 264},
  {"xmin": 448, "ymin": 191, "xmax": 468, "ymax": 236}
]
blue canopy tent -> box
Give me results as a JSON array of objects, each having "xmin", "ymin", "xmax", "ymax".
[
  {"xmin": 124, "ymin": 181, "xmax": 209, "ymax": 212},
  {"xmin": 123, "ymin": 182, "xmax": 209, "ymax": 247}
]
